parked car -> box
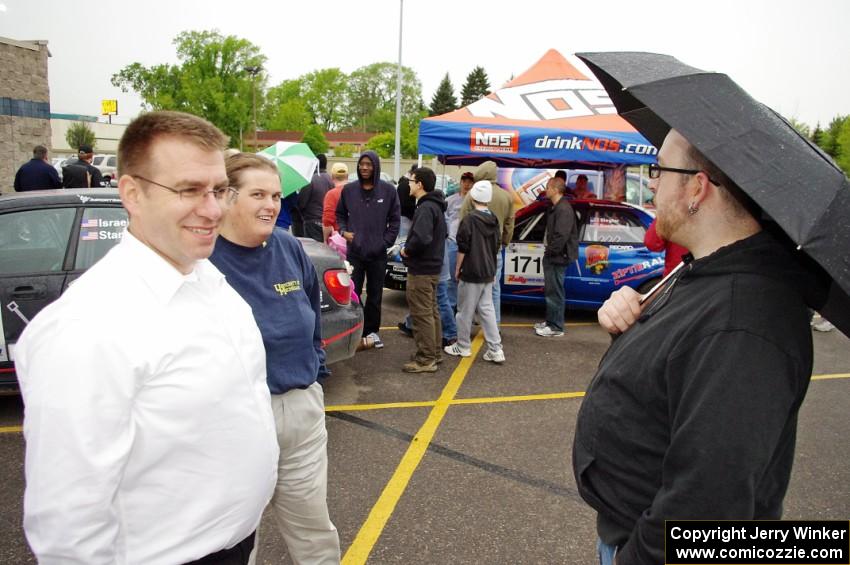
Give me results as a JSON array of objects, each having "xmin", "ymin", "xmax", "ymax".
[
  {"xmin": 0, "ymin": 189, "xmax": 362, "ymax": 394},
  {"xmin": 91, "ymin": 154, "xmax": 118, "ymax": 186},
  {"xmin": 384, "ymin": 199, "xmax": 664, "ymax": 310}
]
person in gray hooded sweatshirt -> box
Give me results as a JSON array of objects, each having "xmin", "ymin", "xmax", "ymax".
[
  {"xmin": 460, "ymin": 160, "xmax": 515, "ymax": 323},
  {"xmin": 336, "ymin": 151, "xmax": 401, "ymax": 348}
]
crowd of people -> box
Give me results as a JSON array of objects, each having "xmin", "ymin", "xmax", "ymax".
[{"xmin": 11, "ymin": 108, "xmax": 836, "ymax": 565}]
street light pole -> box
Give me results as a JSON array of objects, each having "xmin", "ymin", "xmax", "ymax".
[
  {"xmin": 244, "ymin": 65, "xmax": 261, "ymax": 151},
  {"xmin": 393, "ymin": 0, "xmax": 403, "ymax": 181}
]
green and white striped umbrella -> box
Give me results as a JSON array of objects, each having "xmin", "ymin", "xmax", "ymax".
[{"xmin": 257, "ymin": 142, "xmax": 318, "ymax": 197}]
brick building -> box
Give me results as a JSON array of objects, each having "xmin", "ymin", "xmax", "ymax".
[{"xmin": 1, "ymin": 37, "xmax": 51, "ymax": 193}]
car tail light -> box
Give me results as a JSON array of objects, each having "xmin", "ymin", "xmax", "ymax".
[{"xmin": 323, "ymin": 269, "xmax": 352, "ymax": 305}]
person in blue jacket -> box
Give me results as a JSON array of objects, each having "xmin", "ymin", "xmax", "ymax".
[
  {"xmin": 335, "ymin": 150, "xmax": 400, "ymax": 349},
  {"xmin": 14, "ymin": 145, "xmax": 61, "ymax": 191},
  {"xmin": 210, "ymin": 152, "xmax": 340, "ymax": 564}
]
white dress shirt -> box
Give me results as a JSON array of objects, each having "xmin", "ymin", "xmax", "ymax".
[{"xmin": 16, "ymin": 231, "xmax": 278, "ymax": 565}]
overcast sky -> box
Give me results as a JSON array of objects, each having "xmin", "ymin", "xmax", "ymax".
[{"xmin": 1, "ymin": 0, "xmax": 848, "ymax": 129}]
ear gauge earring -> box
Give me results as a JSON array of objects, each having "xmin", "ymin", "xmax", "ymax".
[{"xmin": 687, "ymin": 203, "xmax": 699, "ymax": 216}]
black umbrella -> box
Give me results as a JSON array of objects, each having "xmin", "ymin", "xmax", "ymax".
[{"xmin": 576, "ymin": 51, "xmax": 850, "ymax": 335}]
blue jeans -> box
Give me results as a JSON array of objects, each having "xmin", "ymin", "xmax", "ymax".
[
  {"xmin": 437, "ymin": 279, "xmax": 456, "ymax": 340},
  {"xmin": 446, "ymin": 238, "xmax": 458, "ymax": 310},
  {"xmin": 543, "ymin": 259, "xmax": 567, "ymax": 331},
  {"xmin": 492, "ymin": 250, "xmax": 503, "ymax": 324},
  {"xmin": 597, "ymin": 539, "xmax": 618, "ymax": 565}
]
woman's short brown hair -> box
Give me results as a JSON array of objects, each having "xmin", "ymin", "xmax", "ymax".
[{"xmin": 225, "ymin": 152, "xmax": 280, "ymax": 190}]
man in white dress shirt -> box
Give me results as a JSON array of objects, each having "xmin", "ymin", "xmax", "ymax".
[{"xmin": 15, "ymin": 111, "xmax": 279, "ymax": 565}]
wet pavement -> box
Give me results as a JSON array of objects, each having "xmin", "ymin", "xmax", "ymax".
[{"xmin": 1, "ymin": 289, "xmax": 847, "ymax": 564}]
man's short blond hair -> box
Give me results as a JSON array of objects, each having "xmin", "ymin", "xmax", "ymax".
[{"xmin": 118, "ymin": 111, "xmax": 229, "ymax": 177}]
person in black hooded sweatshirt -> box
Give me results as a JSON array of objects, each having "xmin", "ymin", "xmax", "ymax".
[
  {"xmin": 399, "ymin": 166, "xmax": 447, "ymax": 373},
  {"xmin": 573, "ymin": 129, "xmax": 824, "ymax": 565},
  {"xmin": 336, "ymin": 151, "xmax": 400, "ymax": 348}
]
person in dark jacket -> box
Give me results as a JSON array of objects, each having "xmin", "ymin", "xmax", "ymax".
[
  {"xmin": 574, "ymin": 128, "xmax": 820, "ymax": 565},
  {"xmin": 336, "ymin": 151, "xmax": 401, "ymax": 348},
  {"xmin": 14, "ymin": 145, "xmax": 62, "ymax": 191},
  {"xmin": 210, "ymin": 152, "xmax": 340, "ymax": 564},
  {"xmin": 400, "ymin": 166, "xmax": 447, "ymax": 373},
  {"xmin": 62, "ymin": 144, "xmax": 104, "ymax": 188},
  {"xmin": 445, "ymin": 180, "xmax": 504, "ymax": 364},
  {"xmin": 297, "ymin": 153, "xmax": 334, "ymax": 242},
  {"xmin": 535, "ymin": 176, "xmax": 578, "ymax": 337}
]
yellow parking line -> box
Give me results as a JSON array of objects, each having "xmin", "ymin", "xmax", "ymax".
[
  {"xmin": 812, "ymin": 372, "xmax": 850, "ymax": 381},
  {"xmin": 0, "ymin": 426, "xmax": 22, "ymax": 434},
  {"xmin": 341, "ymin": 333, "xmax": 485, "ymax": 565},
  {"xmin": 452, "ymin": 391, "xmax": 586, "ymax": 405},
  {"xmin": 326, "ymin": 400, "xmax": 436, "ymax": 412}
]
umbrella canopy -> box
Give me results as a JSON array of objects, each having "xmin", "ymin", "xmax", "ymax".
[
  {"xmin": 576, "ymin": 51, "xmax": 850, "ymax": 334},
  {"xmin": 257, "ymin": 142, "xmax": 318, "ymax": 197}
]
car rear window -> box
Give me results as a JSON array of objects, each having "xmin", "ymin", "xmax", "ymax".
[
  {"xmin": 581, "ymin": 209, "xmax": 646, "ymax": 244},
  {"xmin": 75, "ymin": 208, "xmax": 129, "ymax": 270},
  {"xmin": 0, "ymin": 208, "xmax": 76, "ymax": 274}
]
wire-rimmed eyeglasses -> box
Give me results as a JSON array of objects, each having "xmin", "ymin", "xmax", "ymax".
[{"xmin": 131, "ymin": 175, "xmax": 236, "ymax": 200}]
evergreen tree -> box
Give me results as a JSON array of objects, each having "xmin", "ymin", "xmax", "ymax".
[
  {"xmin": 811, "ymin": 123, "xmax": 823, "ymax": 146},
  {"xmin": 460, "ymin": 66, "xmax": 491, "ymax": 106},
  {"xmin": 429, "ymin": 73, "xmax": 457, "ymax": 116}
]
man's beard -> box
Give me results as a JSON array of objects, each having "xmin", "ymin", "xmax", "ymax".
[{"xmin": 656, "ymin": 204, "xmax": 687, "ymax": 244}]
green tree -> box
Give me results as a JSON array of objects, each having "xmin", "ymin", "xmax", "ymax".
[
  {"xmin": 333, "ymin": 144, "xmax": 357, "ymax": 158},
  {"xmin": 365, "ymin": 132, "xmax": 395, "ymax": 159},
  {"xmin": 65, "ymin": 122, "xmax": 96, "ymax": 151},
  {"xmin": 811, "ymin": 123, "xmax": 823, "ymax": 146},
  {"xmin": 429, "ymin": 73, "xmax": 457, "ymax": 116},
  {"xmin": 345, "ymin": 63, "xmax": 423, "ymax": 131},
  {"xmin": 265, "ymin": 99, "xmax": 312, "ymax": 131},
  {"xmin": 261, "ymin": 78, "xmax": 303, "ymax": 126},
  {"xmin": 787, "ymin": 117, "xmax": 811, "ymax": 139},
  {"xmin": 111, "ymin": 30, "xmax": 266, "ymax": 146},
  {"xmin": 816, "ymin": 115, "xmax": 848, "ymax": 158},
  {"xmin": 301, "ymin": 68, "xmax": 348, "ymax": 132},
  {"xmin": 301, "ymin": 124, "xmax": 329, "ymax": 155},
  {"xmin": 460, "ymin": 66, "xmax": 491, "ymax": 106},
  {"xmin": 834, "ymin": 118, "xmax": 850, "ymax": 176}
]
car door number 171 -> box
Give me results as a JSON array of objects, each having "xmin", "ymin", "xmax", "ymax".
[{"xmin": 510, "ymin": 255, "xmax": 542, "ymax": 274}]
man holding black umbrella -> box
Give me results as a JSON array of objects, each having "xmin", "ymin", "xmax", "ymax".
[{"xmin": 573, "ymin": 128, "xmax": 821, "ymax": 565}]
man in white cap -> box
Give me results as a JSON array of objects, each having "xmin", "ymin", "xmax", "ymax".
[{"xmin": 445, "ymin": 180, "xmax": 505, "ymax": 364}]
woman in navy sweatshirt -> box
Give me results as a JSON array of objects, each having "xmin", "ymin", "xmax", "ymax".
[{"xmin": 209, "ymin": 152, "xmax": 340, "ymax": 564}]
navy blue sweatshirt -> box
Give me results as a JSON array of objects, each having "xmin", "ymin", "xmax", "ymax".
[
  {"xmin": 335, "ymin": 151, "xmax": 401, "ymax": 260},
  {"xmin": 210, "ymin": 228, "xmax": 324, "ymax": 394}
]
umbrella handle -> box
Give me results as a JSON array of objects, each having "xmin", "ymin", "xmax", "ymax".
[{"xmin": 639, "ymin": 261, "xmax": 686, "ymax": 305}]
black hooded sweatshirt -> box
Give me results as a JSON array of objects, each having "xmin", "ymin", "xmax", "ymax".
[
  {"xmin": 573, "ymin": 230, "xmax": 817, "ymax": 565},
  {"xmin": 456, "ymin": 209, "xmax": 500, "ymax": 283},
  {"xmin": 402, "ymin": 190, "xmax": 447, "ymax": 275},
  {"xmin": 335, "ymin": 151, "xmax": 401, "ymax": 261}
]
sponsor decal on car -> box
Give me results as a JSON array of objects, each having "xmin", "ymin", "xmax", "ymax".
[
  {"xmin": 612, "ymin": 257, "xmax": 664, "ymax": 286},
  {"xmin": 585, "ymin": 244, "xmax": 610, "ymax": 275}
]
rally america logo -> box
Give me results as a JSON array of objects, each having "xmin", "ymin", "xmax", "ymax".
[{"xmin": 470, "ymin": 128, "xmax": 519, "ymax": 154}]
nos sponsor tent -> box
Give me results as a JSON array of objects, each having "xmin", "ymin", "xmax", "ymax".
[{"xmin": 418, "ymin": 49, "xmax": 658, "ymax": 169}]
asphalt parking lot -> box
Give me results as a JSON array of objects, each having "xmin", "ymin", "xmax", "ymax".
[{"xmin": 1, "ymin": 288, "xmax": 848, "ymax": 564}]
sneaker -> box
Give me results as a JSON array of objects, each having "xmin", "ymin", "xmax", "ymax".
[
  {"xmin": 397, "ymin": 322, "xmax": 413, "ymax": 338},
  {"xmin": 535, "ymin": 325, "xmax": 564, "ymax": 337},
  {"xmin": 442, "ymin": 336, "xmax": 457, "ymax": 348},
  {"xmin": 444, "ymin": 343, "xmax": 471, "ymax": 357},
  {"xmin": 402, "ymin": 360, "xmax": 437, "ymax": 373},
  {"xmin": 368, "ymin": 332, "xmax": 384, "ymax": 348},
  {"xmin": 533, "ymin": 321, "xmax": 548, "ymax": 330},
  {"xmin": 483, "ymin": 348, "xmax": 505, "ymax": 364},
  {"xmin": 812, "ymin": 320, "xmax": 835, "ymax": 332}
]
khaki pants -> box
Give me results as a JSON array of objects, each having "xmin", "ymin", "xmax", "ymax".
[{"xmin": 406, "ymin": 273, "xmax": 442, "ymax": 365}]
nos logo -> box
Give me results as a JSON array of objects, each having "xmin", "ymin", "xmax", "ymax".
[{"xmin": 470, "ymin": 128, "xmax": 519, "ymax": 154}]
